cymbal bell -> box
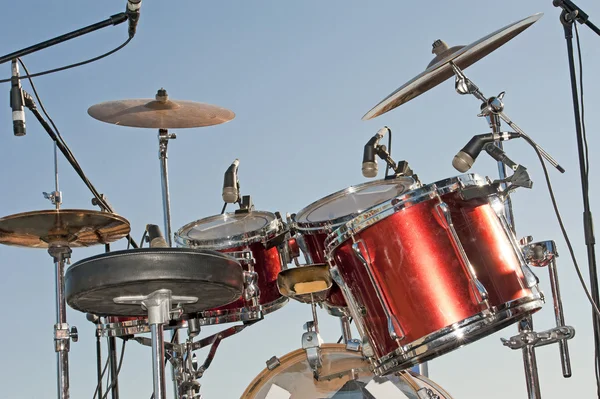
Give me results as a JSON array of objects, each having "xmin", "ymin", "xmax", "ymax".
[
  {"xmin": 0, "ymin": 209, "xmax": 131, "ymax": 248},
  {"xmin": 362, "ymin": 13, "xmax": 543, "ymax": 120},
  {"xmin": 88, "ymin": 88, "xmax": 235, "ymax": 129}
]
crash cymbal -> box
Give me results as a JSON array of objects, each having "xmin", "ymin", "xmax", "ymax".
[
  {"xmin": 362, "ymin": 13, "xmax": 543, "ymax": 120},
  {"xmin": 0, "ymin": 209, "xmax": 131, "ymax": 248},
  {"xmin": 88, "ymin": 88, "xmax": 235, "ymax": 129}
]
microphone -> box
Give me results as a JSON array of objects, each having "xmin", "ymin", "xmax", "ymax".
[
  {"xmin": 483, "ymin": 143, "xmax": 517, "ymax": 170},
  {"xmin": 362, "ymin": 127, "xmax": 389, "ymax": 178},
  {"xmin": 126, "ymin": 0, "xmax": 142, "ymax": 38},
  {"xmin": 452, "ymin": 132, "xmax": 520, "ymax": 172},
  {"xmin": 222, "ymin": 159, "xmax": 240, "ymax": 203},
  {"xmin": 146, "ymin": 224, "xmax": 168, "ymax": 248},
  {"xmin": 10, "ymin": 59, "xmax": 25, "ymax": 137}
]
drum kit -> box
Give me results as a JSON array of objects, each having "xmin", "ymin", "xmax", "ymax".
[{"xmin": 0, "ymin": 11, "xmax": 584, "ymax": 399}]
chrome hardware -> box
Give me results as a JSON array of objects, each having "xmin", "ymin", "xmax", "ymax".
[
  {"xmin": 432, "ymin": 201, "xmax": 489, "ymax": 306},
  {"xmin": 242, "ymin": 270, "xmax": 260, "ymax": 305},
  {"xmin": 340, "ymin": 316, "xmax": 353, "ymax": 344},
  {"xmin": 43, "ymin": 190, "xmax": 62, "ymax": 207},
  {"xmin": 302, "ymin": 321, "xmax": 323, "ymax": 376},
  {"xmin": 519, "ymin": 236, "xmax": 534, "ymax": 246},
  {"xmin": 417, "ymin": 387, "xmax": 440, "ymax": 399},
  {"xmin": 522, "ymin": 240, "xmax": 558, "ymax": 267},
  {"xmin": 346, "ymin": 339, "xmax": 361, "ymax": 352},
  {"xmin": 266, "ymin": 356, "xmax": 280, "ymax": 370},
  {"xmin": 351, "ymin": 241, "xmax": 405, "ymax": 343},
  {"xmin": 227, "ymin": 250, "xmax": 256, "ymax": 266},
  {"xmin": 361, "ymin": 336, "xmax": 375, "ymax": 358},
  {"xmin": 501, "ymin": 326, "xmax": 575, "ymax": 350}
]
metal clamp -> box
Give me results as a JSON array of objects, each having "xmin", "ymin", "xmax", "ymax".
[
  {"xmin": 351, "ymin": 240, "xmax": 405, "ymax": 343},
  {"xmin": 345, "ymin": 339, "xmax": 361, "ymax": 352},
  {"xmin": 521, "ymin": 239, "xmax": 558, "ymax": 268},
  {"xmin": 501, "ymin": 326, "xmax": 575, "ymax": 350},
  {"xmin": 266, "ymin": 356, "xmax": 280, "ymax": 370},
  {"xmin": 242, "ymin": 270, "xmax": 260, "ymax": 306},
  {"xmin": 54, "ymin": 323, "xmax": 78, "ymax": 352},
  {"xmin": 432, "ymin": 201, "xmax": 489, "ymax": 306},
  {"xmin": 302, "ymin": 321, "xmax": 323, "ymax": 376}
]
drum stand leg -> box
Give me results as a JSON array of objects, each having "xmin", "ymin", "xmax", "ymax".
[
  {"xmin": 108, "ymin": 337, "xmax": 120, "ymax": 399},
  {"xmin": 49, "ymin": 245, "xmax": 77, "ymax": 399},
  {"xmin": 157, "ymin": 129, "xmax": 181, "ymax": 398}
]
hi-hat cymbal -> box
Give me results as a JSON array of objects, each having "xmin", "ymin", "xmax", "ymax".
[
  {"xmin": 0, "ymin": 209, "xmax": 131, "ymax": 248},
  {"xmin": 362, "ymin": 13, "xmax": 543, "ymax": 120},
  {"xmin": 88, "ymin": 88, "xmax": 235, "ymax": 129}
]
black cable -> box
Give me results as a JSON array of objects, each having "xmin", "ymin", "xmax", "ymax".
[
  {"xmin": 221, "ymin": 202, "xmax": 227, "ymax": 214},
  {"xmin": 520, "ymin": 134, "xmax": 600, "ymax": 319},
  {"xmin": 18, "ymin": 59, "xmax": 138, "ymax": 248},
  {"xmin": 574, "ymin": 22, "xmax": 598, "ymax": 387},
  {"xmin": 0, "ymin": 37, "xmax": 132, "ymax": 84},
  {"xmin": 101, "ymin": 340, "xmax": 127, "ymax": 399},
  {"xmin": 92, "ymin": 357, "xmax": 110, "ymax": 399}
]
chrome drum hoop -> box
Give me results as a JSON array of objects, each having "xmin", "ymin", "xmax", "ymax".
[
  {"xmin": 193, "ymin": 296, "xmax": 289, "ymax": 326},
  {"xmin": 373, "ymin": 293, "xmax": 544, "ymax": 375},
  {"xmin": 294, "ymin": 177, "xmax": 417, "ymax": 235},
  {"xmin": 175, "ymin": 212, "xmax": 284, "ymax": 250},
  {"xmin": 97, "ymin": 318, "xmax": 186, "ymax": 338},
  {"xmin": 325, "ymin": 173, "xmax": 488, "ymax": 254}
]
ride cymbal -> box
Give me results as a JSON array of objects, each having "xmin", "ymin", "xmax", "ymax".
[
  {"xmin": 88, "ymin": 88, "xmax": 235, "ymax": 129},
  {"xmin": 0, "ymin": 209, "xmax": 131, "ymax": 248},
  {"xmin": 362, "ymin": 13, "xmax": 543, "ymax": 120}
]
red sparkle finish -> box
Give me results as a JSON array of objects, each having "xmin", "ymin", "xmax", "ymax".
[
  {"xmin": 330, "ymin": 190, "xmax": 536, "ymax": 360},
  {"xmin": 209, "ymin": 242, "xmax": 283, "ymax": 311}
]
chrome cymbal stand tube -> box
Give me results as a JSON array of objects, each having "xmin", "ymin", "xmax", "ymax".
[
  {"xmin": 450, "ymin": 62, "xmax": 574, "ymax": 398},
  {"xmin": 157, "ymin": 121, "xmax": 180, "ymax": 397},
  {"xmin": 113, "ymin": 289, "xmax": 196, "ymax": 399}
]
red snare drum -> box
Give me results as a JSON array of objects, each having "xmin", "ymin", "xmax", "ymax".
[
  {"xmin": 294, "ymin": 177, "xmax": 417, "ymax": 312},
  {"xmin": 175, "ymin": 210, "xmax": 288, "ymax": 324},
  {"xmin": 326, "ymin": 174, "xmax": 543, "ymax": 375}
]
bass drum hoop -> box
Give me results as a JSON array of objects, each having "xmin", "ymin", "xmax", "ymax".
[
  {"xmin": 240, "ymin": 343, "xmax": 454, "ymax": 399},
  {"xmin": 175, "ymin": 211, "xmax": 283, "ymax": 250}
]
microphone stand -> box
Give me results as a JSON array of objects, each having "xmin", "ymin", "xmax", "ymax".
[
  {"xmin": 0, "ymin": 13, "xmax": 127, "ymax": 66},
  {"xmin": 450, "ymin": 62, "xmax": 574, "ymax": 399},
  {"xmin": 553, "ymin": 3, "xmax": 600, "ymax": 392}
]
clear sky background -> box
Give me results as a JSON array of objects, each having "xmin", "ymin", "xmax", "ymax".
[{"xmin": 0, "ymin": 1, "xmax": 599, "ymax": 398}]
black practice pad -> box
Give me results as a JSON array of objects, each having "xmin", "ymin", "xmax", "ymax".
[{"xmin": 65, "ymin": 248, "xmax": 244, "ymax": 316}]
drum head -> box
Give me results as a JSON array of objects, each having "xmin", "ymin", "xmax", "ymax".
[
  {"xmin": 176, "ymin": 211, "xmax": 280, "ymax": 249},
  {"xmin": 241, "ymin": 344, "xmax": 453, "ymax": 399},
  {"xmin": 295, "ymin": 178, "xmax": 415, "ymax": 233}
]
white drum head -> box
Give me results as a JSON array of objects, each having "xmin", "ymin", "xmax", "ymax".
[
  {"xmin": 241, "ymin": 344, "xmax": 453, "ymax": 399},
  {"xmin": 175, "ymin": 211, "xmax": 280, "ymax": 249},
  {"xmin": 295, "ymin": 178, "xmax": 415, "ymax": 233}
]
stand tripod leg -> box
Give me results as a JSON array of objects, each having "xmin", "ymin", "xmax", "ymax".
[
  {"xmin": 108, "ymin": 337, "xmax": 120, "ymax": 398},
  {"xmin": 549, "ymin": 258, "xmax": 572, "ymax": 377},
  {"xmin": 151, "ymin": 323, "xmax": 167, "ymax": 399}
]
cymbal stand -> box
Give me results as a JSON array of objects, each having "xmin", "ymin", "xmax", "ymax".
[
  {"xmin": 113, "ymin": 289, "xmax": 196, "ymax": 399},
  {"xmin": 450, "ymin": 61, "xmax": 573, "ymax": 399},
  {"xmin": 155, "ymin": 89, "xmax": 180, "ymax": 397}
]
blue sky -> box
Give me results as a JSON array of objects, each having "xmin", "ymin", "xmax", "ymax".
[{"xmin": 1, "ymin": 1, "xmax": 599, "ymax": 398}]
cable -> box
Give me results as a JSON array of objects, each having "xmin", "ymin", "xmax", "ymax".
[
  {"xmin": 574, "ymin": 22, "xmax": 599, "ymax": 387},
  {"xmin": 520, "ymin": 134, "xmax": 600, "ymax": 319},
  {"xmin": 0, "ymin": 38, "xmax": 132, "ymax": 84},
  {"xmin": 221, "ymin": 202, "xmax": 227, "ymax": 214},
  {"xmin": 92, "ymin": 358, "xmax": 110, "ymax": 399},
  {"xmin": 101, "ymin": 340, "xmax": 127, "ymax": 399},
  {"xmin": 18, "ymin": 59, "xmax": 138, "ymax": 248}
]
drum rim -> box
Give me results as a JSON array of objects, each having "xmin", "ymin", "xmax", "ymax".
[
  {"xmin": 374, "ymin": 294, "xmax": 543, "ymax": 375},
  {"xmin": 190, "ymin": 295, "xmax": 288, "ymax": 326},
  {"xmin": 175, "ymin": 210, "xmax": 283, "ymax": 249},
  {"xmin": 240, "ymin": 343, "xmax": 455, "ymax": 399},
  {"xmin": 97, "ymin": 317, "xmax": 186, "ymax": 337},
  {"xmin": 324, "ymin": 173, "xmax": 487, "ymax": 254},
  {"xmin": 293, "ymin": 177, "xmax": 417, "ymax": 234}
]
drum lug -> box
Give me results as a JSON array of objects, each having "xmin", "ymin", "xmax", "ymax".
[
  {"xmin": 345, "ymin": 338, "xmax": 362, "ymax": 352},
  {"xmin": 351, "ymin": 241, "xmax": 406, "ymax": 343},
  {"xmin": 417, "ymin": 387, "xmax": 441, "ymax": 399},
  {"xmin": 242, "ymin": 270, "xmax": 260, "ymax": 306},
  {"xmin": 432, "ymin": 201, "xmax": 490, "ymax": 307}
]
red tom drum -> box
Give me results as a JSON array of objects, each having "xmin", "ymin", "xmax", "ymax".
[
  {"xmin": 175, "ymin": 210, "xmax": 288, "ymax": 325},
  {"xmin": 326, "ymin": 174, "xmax": 543, "ymax": 375},
  {"xmin": 294, "ymin": 177, "xmax": 418, "ymax": 313}
]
